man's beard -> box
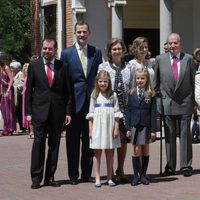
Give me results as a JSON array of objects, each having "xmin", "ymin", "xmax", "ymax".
[{"xmin": 43, "ymin": 54, "xmax": 53, "ymax": 61}]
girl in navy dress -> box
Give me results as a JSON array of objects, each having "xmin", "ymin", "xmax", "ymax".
[{"xmin": 125, "ymin": 67, "xmax": 157, "ymax": 186}]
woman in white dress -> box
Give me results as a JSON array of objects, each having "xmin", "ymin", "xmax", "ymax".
[{"xmin": 86, "ymin": 70, "xmax": 122, "ymax": 187}]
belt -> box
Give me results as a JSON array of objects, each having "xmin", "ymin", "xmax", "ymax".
[{"xmin": 94, "ymin": 103, "xmax": 113, "ymax": 108}]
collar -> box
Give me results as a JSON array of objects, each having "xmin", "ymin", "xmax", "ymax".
[
  {"xmin": 43, "ymin": 58, "xmax": 55, "ymax": 65},
  {"xmin": 137, "ymin": 87, "xmax": 145, "ymax": 93},
  {"xmin": 75, "ymin": 42, "xmax": 87, "ymax": 51},
  {"xmin": 170, "ymin": 52, "xmax": 180, "ymax": 60}
]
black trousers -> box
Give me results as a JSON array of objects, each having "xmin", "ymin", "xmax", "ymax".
[
  {"xmin": 16, "ymin": 94, "xmax": 23, "ymax": 130},
  {"xmin": 31, "ymin": 108, "xmax": 63, "ymax": 184},
  {"xmin": 66, "ymin": 101, "xmax": 93, "ymax": 180}
]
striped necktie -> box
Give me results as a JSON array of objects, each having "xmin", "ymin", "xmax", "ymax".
[{"xmin": 138, "ymin": 89, "xmax": 143, "ymax": 99}]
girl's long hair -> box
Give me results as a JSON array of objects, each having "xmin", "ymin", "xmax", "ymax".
[
  {"xmin": 92, "ymin": 70, "xmax": 113, "ymax": 100},
  {"xmin": 130, "ymin": 67, "xmax": 154, "ymax": 99}
]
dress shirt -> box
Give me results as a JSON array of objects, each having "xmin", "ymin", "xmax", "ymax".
[
  {"xmin": 170, "ymin": 53, "xmax": 180, "ymax": 77},
  {"xmin": 137, "ymin": 87, "xmax": 144, "ymax": 98},
  {"xmin": 75, "ymin": 42, "xmax": 88, "ymax": 65},
  {"xmin": 44, "ymin": 58, "xmax": 55, "ymax": 80}
]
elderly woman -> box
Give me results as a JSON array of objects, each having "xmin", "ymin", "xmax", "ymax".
[
  {"xmin": 10, "ymin": 61, "xmax": 25, "ymax": 133},
  {"xmin": 0, "ymin": 60, "xmax": 16, "ymax": 136},
  {"xmin": 98, "ymin": 38, "xmax": 134, "ymax": 183}
]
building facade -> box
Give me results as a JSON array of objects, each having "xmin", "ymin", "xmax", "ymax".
[{"xmin": 31, "ymin": 0, "xmax": 200, "ymax": 59}]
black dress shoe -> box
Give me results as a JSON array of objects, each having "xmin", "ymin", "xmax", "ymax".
[
  {"xmin": 140, "ymin": 175, "xmax": 150, "ymax": 185},
  {"xmin": 31, "ymin": 182, "xmax": 40, "ymax": 189},
  {"xmin": 68, "ymin": 178, "xmax": 78, "ymax": 185},
  {"xmin": 131, "ymin": 177, "xmax": 140, "ymax": 186},
  {"xmin": 44, "ymin": 180, "xmax": 60, "ymax": 187},
  {"xmin": 182, "ymin": 169, "xmax": 192, "ymax": 177},
  {"xmin": 81, "ymin": 177, "xmax": 95, "ymax": 183},
  {"xmin": 163, "ymin": 168, "xmax": 175, "ymax": 176}
]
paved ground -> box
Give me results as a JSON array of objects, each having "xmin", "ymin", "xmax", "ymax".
[{"xmin": 1, "ymin": 132, "xmax": 200, "ymax": 200}]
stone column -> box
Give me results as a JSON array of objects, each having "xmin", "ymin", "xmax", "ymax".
[
  {"xmin": 108, "ymin": 0, "xmax": 127, "ymax": 39},
  {"xmin": 160, "ymin": 0, "xmax": 172, "ymax": 53},
  {"xmin": 72, "ymin": 0, "xmax": 86, "ymax": 42}
]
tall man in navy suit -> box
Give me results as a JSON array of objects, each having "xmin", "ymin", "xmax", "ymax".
[
  {"xmin": 26, "ymin": 38, "xmax": 72, "ymax": 189},
  {"xmin": 153, "ymin": 33, "xmax": 195, "ymax": 177},
  {"xmin": 61, "ymin": 21, "xmax": 102, "ymax": 184}
]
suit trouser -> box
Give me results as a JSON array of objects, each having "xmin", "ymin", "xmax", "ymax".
[
  {"xmin": 16, "ymin": 94, "xmax": 23, "ymax": 130},
  {"xmin": 66, "ymin": 102, "xmax": 93, "ymax": 180},
  {"xmin": 164, "ymin": 114, "xmax": 193, "ymax": 171},
  {"xmin": 31, "ymin": 108, "xmax": 63, "ymax": 184}
]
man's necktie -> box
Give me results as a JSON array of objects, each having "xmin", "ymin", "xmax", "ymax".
[
  {"xmin": 80, "ymin": 49, "xmax": 87, "ymax": 76},
  {"xmin": 46, "ymin": 62, "xmax": 52, "ymax": 87},
  {"xmin": 172, "ymin": 56, "xmax": 178, "ymax": 81}
]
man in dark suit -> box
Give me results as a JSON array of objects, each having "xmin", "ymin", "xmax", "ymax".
[
  {"xmin": 153, "ymin": 33, "xmax": 195, "ymax": 177},
  {"xmin": 26, "ymin": 38, "xmax": 72, "ymax": 189},
  {"xmin": 60, "ymin": 21, "xmax": 102, "ymax": 184}
]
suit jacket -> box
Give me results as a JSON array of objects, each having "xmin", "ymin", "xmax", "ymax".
[
  {"xmin": 25, "ymin": 57, "xmax": 72, "ymax": 122},
  {"xmin": 60, "ymin": 44, "xmax": 102, "ymax": 113},
  {"xmin": 153, "ymin": 52, "xmax": 195, "ymax": 115},
  {"xmin": 125, "ymin": 91, "xmax": 157, "ymax": 132},
  {"xmin": 195, "ymin": 72, "xmax": 200, "ymax": 107}
]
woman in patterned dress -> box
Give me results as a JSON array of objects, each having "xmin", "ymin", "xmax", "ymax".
[{"xmin": 98, "ymin": 38, "xmax": 134, "ymax": 183}]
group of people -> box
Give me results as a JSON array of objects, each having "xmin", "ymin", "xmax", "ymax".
[
  {"xmin": 0, "ymin": 60, "xmax": 34, "ymax": 138},
  {"xmin": 2, "ymin": 21, "xmax": 198, "ymax": 189}
]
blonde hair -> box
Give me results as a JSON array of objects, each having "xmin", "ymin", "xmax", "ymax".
[
  {"xmin": 91, "ymin": 70, "xmax": 113, "ymax": 100},
  {"xmin": 130, "ymin": 67, "xmax": 154, "ymax": 100},
  {"xmin": 129, "ymin": 36, "xmax": 149, "ymax": 58},
  {"xmin": 22, "ymin": 63, "xmax": 29, "ymax": 77}
]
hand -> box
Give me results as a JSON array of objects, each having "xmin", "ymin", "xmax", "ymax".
[
  {"xmin": 26, "ymin": 116, "xmax": 32, "ymax": 121},
  {"xmin": 126, "ymin": 130, "xmax": 131, "ymax": 139},
  {"xmin": 113, "ymin": 128, "xmax": 119, "ymax": 139},
  {"xmin": 151, "ymin": 132, "xmax": 156, "ymax": 142},
  {"xmin": 5, "ymin": 91, "xmax": 9, "ymax": 97},
  {"xmin": 65, "ymin": 115, "xmax": 71, "ymax": 125},
  {"xmin": 89, "ymin": 131, "xmax": 92, "ymax": 139}
]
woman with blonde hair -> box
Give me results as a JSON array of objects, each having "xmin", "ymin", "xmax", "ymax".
[{"xmin": 22, "ymin": 63, "xmax": 34, "ymax": 138}]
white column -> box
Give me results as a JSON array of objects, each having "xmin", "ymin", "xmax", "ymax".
[
  {"xmin": 72, "ymin": 0, "xmax": 86, "ymax": 42},
  {"xmin": 57, "ymin": 0, "xmax": 62, "ymax": 56},
  {"xmin": 111, "ymin": 6, "xmax": 123, "ymax": 39},
  {"xmin": 108, "ymin": 0, "xmax": 126, "ymax": 39},
  {"xmin": 160, "ymin": 0, "xmax": 172, "ymax": 53}
]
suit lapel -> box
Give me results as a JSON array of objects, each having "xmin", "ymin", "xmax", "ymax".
[
  {"xmin": 52, "ymin": 59, "xmax": 59, "ymax": 88},
  {"xmin": 165, "ymin": 54, "xmax": 177, "ymax": 85},
  {"xmin": 38, "ymin": 58, "xmax": 49, "ymax": 86},
  {"xmin": 176, "ymin": 52, "xmax": 186, "ymax": 89},
  {"xmin": 133, "ymin": 91, "xmax": 140, "ymax": 104},
  {"xmin": 72, "ymin": 45, "xmax": 87, "ymax": 78},
  {"xmin": 87, "ymin": 45, "xmax": 95, "ymax": 78}
]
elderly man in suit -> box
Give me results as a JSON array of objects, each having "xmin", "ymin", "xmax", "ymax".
[
  {"xmin": 60, "ymin": 21, "xmax": 102, "ymax": 185},
  {"xmin": 153, "ymin": 33, "xmax": 195, "ymax": 177},
  {"xmin": 26, "ymin": 38, "xmax": 72, "ymax": 189}
]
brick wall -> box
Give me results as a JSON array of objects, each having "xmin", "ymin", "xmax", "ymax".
[
  {"xmin": 31, "ymin": 0, "xmax": 42, "ymax": 57},
  {"xmin": 31, "ymin": 0, "xmax": 74, "ymax": 52},
  {"xmin": 66, "ymin": 0, "xmax": 73, "ymax": 47}
]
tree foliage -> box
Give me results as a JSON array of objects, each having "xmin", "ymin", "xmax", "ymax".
[{"xmin": 0, "ymin": 0, "xmax": 31, "ymax": 63}]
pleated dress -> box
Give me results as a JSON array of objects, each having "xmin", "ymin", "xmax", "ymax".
[{"xmin": 86, "ymin": 92, "xmax": 123, "ymax": 149}]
